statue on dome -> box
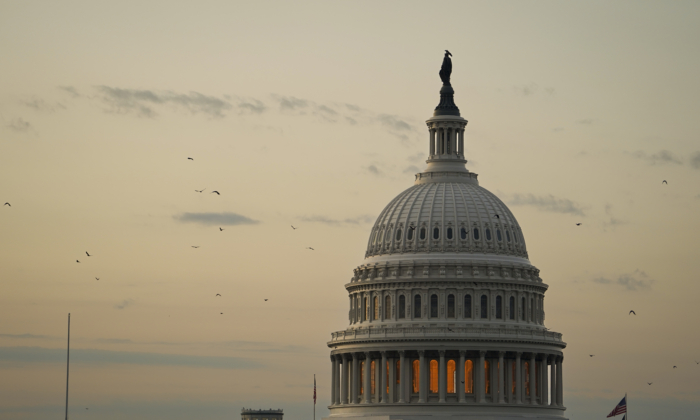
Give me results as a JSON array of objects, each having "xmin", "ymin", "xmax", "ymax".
[{"xmin": 439, "ymin": 50, "xmax": 452, "ymax": 85}]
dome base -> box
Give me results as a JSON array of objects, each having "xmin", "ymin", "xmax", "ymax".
[{"xmin": 326, "ymin": 403, "xmax": 567, "ymax": 420}]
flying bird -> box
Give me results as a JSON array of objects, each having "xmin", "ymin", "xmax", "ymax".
[
  {"xmin": 3, "ymin": 203, "xmax": 9, "ymax": 206},
  {"xmin": 211, "ymin": 191, "xmax": 220, "ymax": 195},
  {"xmin": 95, "ymin": 277, "xmax": 99, "ymax": 281},
  {"xmin": 188, "ymin": 157, "xmax": 194, "ymax": 160},
  {"xmin": 191, "ymin": 246, "xmax": 200, "ymax": 248},
  {"xmin": 493, "ymin": 214, "xmax": 500, "ymax": 219},
  {"xmin": 695, "ymin": 361, "xmax": 699, "ymax": 364},
  {"xmin": 76, "ymin": 260, "xmax": 80, "ymax": 263},
  {"xmin": 589, "ymin": 355, "xmax": 594, "ymax": 357},
  {"xmin": 409, "ymin": 226, "xmax": 415, "ymax": 230},
  {"xmin": 673, "ymin": 366, "xmax": 677, "ymax": 369},
  {"xmin": 220, "ymin": 312, "xmax": 223, "ymax": 315},
  {"xmin": 662, "ymin": 180, "xmax": 668, "ymax": 184},
  {"xmin": 306, "ymin": 247, "xmax": 314, "ymax": 250},
  {"xmin": 216, "ymin": 294, "xmax": 221, "ymax": 296},
  {"xmin": 291, "ymin": 225, "xmax": 297, "ymax": 230},
  {"xmin": 576, "ymin": 223, "xmax": 582, "ymax": 226},
  {"xmin": 629, "ymin": 310, "xmax": 636, "ymax": 315},
  {"xmin": 219, "ymin": 227, "xmax": 224, "ymax": 231},
  {"xmin": 648, "ymin": 382, "xmax": 653, "ymax": 385},
  {"xmin": 447, "ymin": 328, "xmax": 454, "ymax": 332},
  {"xmin": 264, "ymin": 299, "xmax": 268, "ymax": 301},
  {"xmin": 86, "ymin": 251, "xmax": 91, "ymax": 257},
  {"xmin": 195, "ymin": 188, "xmax": 206, "ymax": 193}
]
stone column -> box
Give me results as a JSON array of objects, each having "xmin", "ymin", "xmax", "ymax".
[
  {"xmin": 458, "ymin": 350, "xmax": 466, "ymax": 402},
  {"xmin": 331, "ymin": 355, "xmax": 337, "ymax": 406},
  {"xmin": 352, "ymin": 353, "xmax": 360, "ymax": 404},
  {"xmin": 438, "ymin": 350, "xmax": 446, "ymax": 403},
  {"xmin": 529, "ymin": 354, "xmax": 537, "ymax": 405},
  {"xmin": 380, "ymin": 352, "xmax": 387, "ymax": 403},
  {"xmin": 515, "ymin": 352, "xmax": 522, "ymax": 404},
  {"xmin": 459, "ymin": 129, "xmax": 464, "ymax": 157},
  {"xmin": 398, "ymin": 351, "xmax": 406, "ymax": 403},
  {"xmin": 341, "ymin": 354, "xmax": 349, "ymax": 404},
  {"xmin": 478, "ymin": 351, "xmax": 486, "ymax": 403},
  {"xmin": 418, "ymin": 350, "xmax": 427, "ymax": 403},
  {"xmin": 541, "ymin": 355, "xmax": 549, "ymax": 406},
  {"xmin": 430, "ymin": 128, "xmax": 435, "ymax": 156},
  {"xmin": 505, "ymin": 358, "xmax": 513, "ymax": 403},
  {"xmin": 556, "ymin": 356, "xmax": 563, "ymax": 406},
  {"xmin": 498, "ymin": 352, "xmax": 505, "ymax": 403},
  {"xmin": 363, "ymin": 352, "xmax": 372, "ymax": 403},
  {"xmin": 550, "ymin": 356, "xmax": 557, "ymax": 406},
  {"xmin": 388, "ymin": 356, "xmax": 395, "ymax": 403}
]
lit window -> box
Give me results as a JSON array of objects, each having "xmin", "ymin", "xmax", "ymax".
[
  {"xmin": 396, "ymin": 229, "xmax": 402, "ymax": 241},
  {"xmin": 430, "ymin": 360, "xmax": 438, "ymax": 393},
  {"xmin": 497, "ymin": 229, "xmax": 502, "ymax": 241},
  {"xmin": 364, "ymin": 297, "xmax": 369, "ymax": 321},
  {"xmin": 430, "ymin": 294, "xmax": 438, "ymax": 318},
  {"xmin": 360, "ymin": 361, "xmax": 365, "ymax": 394},
  {"xmin": 420, "ymin": 227, "xmax": 426, "ymax": 240},
  {"xmin": 465, "ymin": 360, "xmax": 474, "ymax": 393},
  {"xmin": 524, "ymin": 362, "xmax": 530, "ymax": 396},
  {"xmin": 396, "ymin": 360, "xmax": 401, "ymax": 386},
  {"xmin": 385, "ymin": 295, "xmax": 391, "ymax": 319},
  {"xmin": 433, "ymin": 227, "xmax": 440, "ymax": 240},
  {"xmin": 412, "ymin": 359, "xmax": 420, "ymax": 393},
  {"xmin": 480, "ymin": 295, "xmax": 488, "ymax": 319},
  {"xmin": 373, "ymin": 296, "xmax": 379, "ymax": 320},
  {"xmin": 407, "ymin": 227, "xmax": 414, "ymax": 240},
  {"xmin": 447, "ymin": 227, "xmax": 453, "ymax": 239},
  {"xmin": 496, "ymin": 296, "xmax": 502, "ymax": 319},
  {"xmin": 473, "ymin": 228, "xmax": 480, "ymax": 240},
  {"xmin": 460, "ymin": 227, "xmax": 467, "ymax": 240},
  {"xmin": 414, "ymin": 295, "xmax": 422, "ymax": 318},
  {"xmin": 486, "ymin": 229, "xmax": 492, "ymax": 240},
  {"xmin": 509, "ymin": 296, "xmax": 515, "ymax": 320},
  {"xmin": 399, "ymin": 295, "xmax": 406, "ymax": 318},
  {"xmin": 447, "ymin": 360, "xmax": 456, "ymax": 393},
  {"xmin": 464, "ymin": 294, "xmax": 472, "ymax": 318},
  {"xmin": 506, "ymin": 230, "xmax": 511, "ymax": 242},
  {"xmin": 484, "ymin": 360, "xmax": 491, "ymax": 394},
  {"xmin": 447, "ymin": 294, "xmax": 455, "ymax": 318},
  {"xmin": 371, "ymin": 360, "xmax": 376, "ymax": 394}
]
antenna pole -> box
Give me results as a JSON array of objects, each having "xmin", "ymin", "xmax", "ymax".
[{"xmin": 65, "ymin": 313, "xmax": 70, "ymax": 420}]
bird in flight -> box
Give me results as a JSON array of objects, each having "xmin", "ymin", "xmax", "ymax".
[
  {"xmin": 95, "ymin": 277, "xmax": 99, "ymax": 281},
  {"xmin": 195, "ymin": 188, "xmax": 206, "ymax": 193},
  {"xmin": 188, "ymin": 157, "xmax": 194, "ymax": 160},
  {"xmin": 629, "ymin": 310, "xmax": 636, "ymax": 315},
  {"xmin": 216, "ymin": 293, "xmax": 221, "ymax": 296},
  {"xmin": 673, "ymin": 366, "xmax": 677, "ymax": 369},
  {"xmin": 76, "ymin": 260, "xmax": 80, "ymax": 263},
  {"xmin": 447, "ymin": 328, "xmax": 454, "ymax": 332},
  {"xmin": 264, "ymin": 299, "xmax": 268, "ymax": 301},
  {"xmin": 86, "ymin": 251, "xmax": 91, "ymax": 257},
  {"xmin": 590, "ymin": 355, "xmax": 594, "ymax": 357},
  {"xmin": 409, "ymin": 226, "xmax": 415, "ymax": 230},
  {"xmin": 695, "ymin": 361, "xmax": 699, "ymax": 364},
  {"xmin": 306, "ymin": 247, "xmax": 314, "ymax": 250},
  {"xmin": 493, "ymin": 214, "xmax": 500, "ymax": 219},
  {"xmin": 211, "ymin": 191, "xmax": 220, "ymax": 195},
  {"xmin": 576, "ymin": 223, "xmax": 582, "ymax": 226},
  {"xmin": 662, "ymin": 180, "xmax": 668, "ymax": 184},
  {"xmin": 191, "ymin": 246, "xmax": 199, "ymax": 248},
  {"xmin": 3, "ymin": 203, "xmax": 9, "ymax": 206},
  {"xmin": 220, "ymin": 312, "xmax": 223, "ymax": 315},
  {"xmin": 219, "ymin": 227, "xmax": 224, "ymax": 231},
  {"xmin": 291, "ymin": 225, "xmax": 297, "ymax": 230},
  {"xmin": 648, "ymin": 382, "xmax": 653, "ymax": 385}
]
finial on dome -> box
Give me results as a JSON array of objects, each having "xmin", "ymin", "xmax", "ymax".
[{"xmin": 434, "ymin": 50, "xmax": 460, "ymax": 116}]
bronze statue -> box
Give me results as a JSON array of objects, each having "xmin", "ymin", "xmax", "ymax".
[{"xmin": 439, "ymin": 50, "xmax": 452, "ymax": 85}]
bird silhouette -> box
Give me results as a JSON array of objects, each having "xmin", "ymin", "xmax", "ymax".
[
  {"xmin": 447, "ymin": 328, "xmax": 454, "ymax": 332},
  {"xmin": 307, "ymin": 247, "xmax": 314, "ymax": 250},
  {"xmin": 86, "ymin": 251, "xmax": 91, "ymax": 257},
  {"xmin": 264, "ymin": 299, "xmax": 268, "ymax": 301},
  {"xmin": 195, "ymin": 188, "xmax": 206, "ymax": 193},
  {"xmin": 188, "ymin": 157, "xmax": 194, "ymax": 160},
  {"xmin": 673, "ymin": 366, "xmax": 677, "ymax": 369},
  {"xmin": 648, "ymin": 382, "xmax": 653, "ymax": 385},
  {"xmin": 211, "ymin": 191, "xmax": 220, "ymax": 195},
  {"xmin": 493, "ymin": 214, "xmax": 500, "ymax": 219},
  {"xmin": 220, "ymin": 312, "xmax": 223, "ymax": 315},
  {"xmin": 590, "ymin": 355, "xmax": 594, "ymax": 357},
  {"xmin": 216, "ymin": 293, "xmax": 221, "ymax": 296},
  {"xmin": 95, "ymin": 277, "xmax": 99, "ymax": 281},
  {"xmin": 291, "ymin": 225, "xmax": 297, "ymax": 230},
  {"xmin": 191, "ymin": 246, "xmax": 200, "ymax": 248},
  {"xmin": 76, "ymin": 260, "xmax": 80, "ymax": 263},
  {"xmin": 3, "ymin": 203, "xmax": 9, "ymax": 206},
  {"xmin": 460, "ymin": 381, "xmax": 465, "ymax": 384},
  {"xmin": 219, "ymin": 227, "xmax": 224, "ymax": 231},
  {"xmin": 576, "ymin": 223, "xmax": 582, "ymax": 226},
  {"xmin": 695, "ymin": 361, "xmax": 699, "ymax": 364},
  {"xmin": 629, "ymin": 310, "xmax": 636, "ymax": 315},
  {"xmin": 662, "ymin": 180, "xmax": 668, "ymax": 184},
  {"xmin": 409, "ymin": 226, "xmax": 415, "ymax": 230}
]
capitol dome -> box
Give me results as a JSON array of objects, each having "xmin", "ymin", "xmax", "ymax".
[{"xmin": 325, "ymin": 52, "xmax": 567, "ymax": 420}]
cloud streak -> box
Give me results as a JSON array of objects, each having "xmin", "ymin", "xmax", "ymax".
[
  {"xmin": 6, "ymin": 118, "xmax": 32, "ymax": 132},
  {"xmin": 94, "ymin": 86, "xmax": 233, "ymax": 118},
  {"xmin": 175, "ymin": 212, "xmax": 260, "ymax": 226},
  {"xmin": 630, "ymin": 150, "xmax": 682, "ymax": 165},
  {"xmin": 300, "ymin": 214, "xmax": 374, "ymax": 226},
  {"xmin": 592, "ymin": 269, "xmax": 653, "ymax": 291},
  {"xmin": 508, "ymin": 193, "xmax": 585, "ymax": 216}
]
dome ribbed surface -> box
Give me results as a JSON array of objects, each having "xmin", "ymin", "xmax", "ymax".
[{"xmin": 366, "ymin": 182, "xmax": 528, "ymax": 258}]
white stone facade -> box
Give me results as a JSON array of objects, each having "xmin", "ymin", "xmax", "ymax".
[{"xmin": 325, "ymin": 79, "xmax": 567, "ymax": 420}]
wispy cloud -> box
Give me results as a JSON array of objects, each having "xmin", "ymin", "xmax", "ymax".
[
  {"xmin": 603, "ymin": 203, "xmax": 627, "ymax": 229},
  {"xmin": 299, "ymin": 214, "xmax": 374, "ymax": 226},
  {"xmin": 508, "ymin": 193, "xmax": 585, "ymax": 216},
  {"xmin": 6, "ymin": 117, "xmax": 32, "ymax": 132},
  {"xmin": 20, "ymin": 97, "xmax": 65, "ymax": 112},
  {"xmin": 592, "ymin": 269, "xmax": 653, "ymax": 291},
  {"xmin": 0, "ymin": 333, "xmax": 57, "ymax": 340},
  {"xmin": 0, "ymin": 346, "xmax": 261, "ymax": 369},
  {"xmin": 376, "ymin": 114, "xmax": 411, "ymax": 131},
  {"xmin": 94, "ymin": 86, "xmax": 233, "ymax": 118},
  {"xmin": 690, "ymin": 151, "xmax": 700, "ymax": 170},
  {"xmin": 512, "ymin": 83, "xmax": 555, "ymax": 97},
  {"xmin": 58, "ymin": 86, "xmax": 81, "ymax": 98},
  {"xmin": 630, "ymin": 150, "xmax": 682, "ymax": 166},
  {"xmin": 115, "ymin": 299, "xmax": 135, "ymax": 309},
  {"xmin": 577, "ymin": 118, "xmax": 593, "ymax": 125},
  {"xmin": 366, "ymin": 164, "xmax": 382, "ymax": 176},
  {"xmin": 174, "ymin": 212, "xmax": 260, "ymax": 226},
  {"xmin": 403, "ymin": 165, "xmax": 421, "ymax": 174}
]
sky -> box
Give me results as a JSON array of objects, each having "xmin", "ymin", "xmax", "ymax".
[{"xmin": 1, "ymin": 1, "xmax": 700, "ymax": 419}]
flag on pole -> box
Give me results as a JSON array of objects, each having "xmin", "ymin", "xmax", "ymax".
[
  {"xmin": 313, "ymin": 374, "xmax": 317, "ymax": 405},
  {"xmin": 606, "ymin": 395, "xmax": 627, "ymax": 417}
]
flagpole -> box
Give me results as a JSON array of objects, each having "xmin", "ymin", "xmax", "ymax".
[{"xmin": 65, "ymin": 313, "xmax": 70, "ymax": 420}]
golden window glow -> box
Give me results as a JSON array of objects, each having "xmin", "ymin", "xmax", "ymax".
[
  {"xmin": 447, "ymin": 360, "xmax": 456, "ymax": 393},
  {"xmin": 485, "ymin": 360, "xmax": 491, "ymax": 394},
  {"xmin": 371, "ymin": 361, "xmax": 376, "ymax": 395},
  {"xmin": 430, "ymin": 359, "xmax": 438, "ymax": 393},
  {"xmin": 412, "ymin": 360, "xmax": 420, "ymax": 393},
  {"xmin": 373, "ymin": 296, "xmax": 379, "ymax": 320},
  {"xmin": 465, "ymin": 360, "xmax": 474, "ymax": 393},
  {"xmin": 396, "ymin": 360, "xmax": 401, "ymax": 384},
  {"xmin": 364, "ymin": 298, "xmax": 369, "ymax": 321},
  {"xmin": 387, "ymin": 361, "xmax": 390, "ymax": 394},
  {"xmin": 385, "ymin": 295, "xmax": 391, "ymax": 319},
  {"xmin": 524, "ymin": 361, "xmax": 530, "ymax": 396},
  {"xmin": 360, "ymin": 361, "xmax": 365, "ymax": 394}
]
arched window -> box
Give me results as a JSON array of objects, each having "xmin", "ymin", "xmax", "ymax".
[
  {"xmin": 506, "ymin": 230, "xmax": 511, "ymax": 242},
  {"xmin": 385, "ymin": 295, "xmax": 391, "ymax": 319},
  {"xmin": 430, "ymin": 360, "xmax": 438, "ymax": 393},
  {"xmin": 433, "ymin": 227, "xmax": 440, "ymax": 240},
  {"xmin": 496, "ymin": 296, "xmax": 503, "ymax": 319},
  {"xmin": 464, "ymin": 294, "xmax": 472, "ymax": 318},
  {"xmin": 480, "ymin": 295, "xmax": 488, "ymax": 319},
  {"xmin": 521, "ymin": 297, "xmax": 526, "ymax": 321},
  {"xmin": 371, "ymin": 360, "xmax": 376, "ymax": 395},
  {"xmin": 373, "ymin": 296, "xmax": 379, "ymax": 320},
  {"xmin": 407, "ymin": 227, "xmax": 414, "ymax": 241},
  {"xmin": 514, "ymin": 230, "xmax": 519, "ymax": 243},
  {"xmin": 486, "ymin": 228, "xmax": 492, "ymax": 240},
  {"xmin": 420, "ymin": 227, "xmax": 426, "ymax": 240},
  {"xmin": 484, "ymin": 360, "xmax": 491, "ymax": 394},
  {"xmin": 360, "ymin": 360, "xmax": 365, "ymax": 394},
  {"xmin": 509, "ymin": 296, "xmax": 515, "ymax": 320},
  {"xmin": 430, "ymin": 294, "xmax": 438, "ymax": 318},
  {"xmin": 399, "ymin": 295, "xmax": 406, "ymax": 319},
  {"xmin": 531, "ymin": 297, "xmax": 535, "ymax": 322},
  {"xmin": 414, "ymin": 294, "xmax": 422, "ymax": 318},
  {"xmin": 447, "ymin": 227, "xmax": 453, "ymax": 239},
  {"xmin": 395, "ymin": 229, "xmax": 402, "ymax": 241},
  {"xmin": 447, "ymin": 359, "xmax": 456, "ymax": 393},
  {"xmin": 473, "ymin": 228, "xmax": 480, "ymax": 240},
  {"xmin": 395, "ymin": 360, "xmax": 401, "ymax": 387},
  {"xmin": 447, "ymin": 294, "xmax": 455, "ymax": 318},
  {"xmin": 378, "ymin": 229, "xmax": 385, "ymax": 243},
  {"xmin": 412, "ymin": 360, "xmax": 420, "ymax": 393},
  {"xmin": 497, "ymin": 229, "xmax": 502, "ymax": 241},
  {"xmin": 465, "ymin": 359, "xmax": 474, "ymax": 394},
  {"xmin": 364, "ymin": 297, "xmax": 369, "ymax": 321},
  {"xmin": 524, "ymin": 362, "xmax": 530, "ymax": 396},
  {"xmin": 460, "ymin": 227, "xmax": 467, "ymax": 240}
]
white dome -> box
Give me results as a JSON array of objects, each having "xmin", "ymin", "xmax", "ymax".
[{"xmin": 365, "ymin": 181, "xmax": 528, "ymax": 260}]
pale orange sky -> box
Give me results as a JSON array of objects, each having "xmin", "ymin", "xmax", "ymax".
[{"xmin": 2, "ymin": 1, "xmax": 700, "ymax": 419}]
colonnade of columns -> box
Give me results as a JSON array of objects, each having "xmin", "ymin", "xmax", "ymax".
[
  {"xmin": 329, "ymin": 350, "xmax": 563, "ymax": 407},
  {"xmin": 429, "ymin": 127, "xmax": 464, "ymax": 158}
]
